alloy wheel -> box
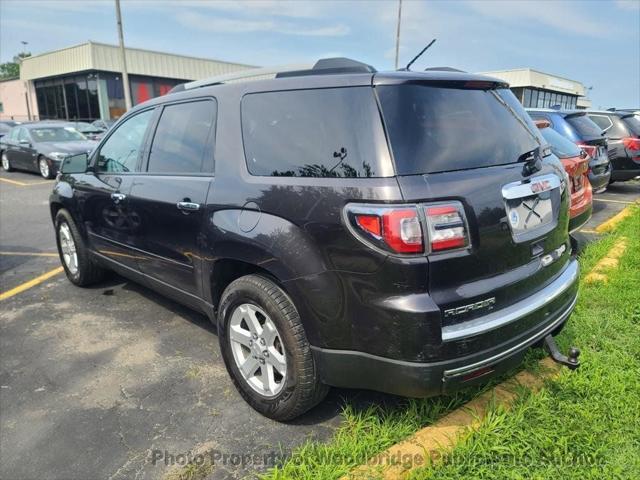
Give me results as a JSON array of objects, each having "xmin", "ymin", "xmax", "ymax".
[
  {"xmin": 228, "ymin": 303, "xmax": 287, "ymax": 397},
  {"xmin": 58, "ymin": 223, "xmax": 78, "ymax": 275},
  {"xmin": 39, "ymin": 158, "xmax": 50, "ymax": 178},
  {"xmin": 1, "ymin": 153, "xmax": 9, "ymax": 170}
]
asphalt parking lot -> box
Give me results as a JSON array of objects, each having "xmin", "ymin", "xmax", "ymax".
[{"xmin": 1, "ymin": 170, "xmax": 639, "ymax": 480}]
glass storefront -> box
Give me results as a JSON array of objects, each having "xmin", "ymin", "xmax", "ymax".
[
  {"xmin": 34, "ymin": 71, "xmax": 185, "ymax": 121},
  {"xmin": 513, "ymin": 87, "xmax": 578, "ymax": 110}
]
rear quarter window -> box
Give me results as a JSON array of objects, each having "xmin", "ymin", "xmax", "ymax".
[{"xmin": 241, "ymin": 87, "xmax": 393, "ymax": 178}]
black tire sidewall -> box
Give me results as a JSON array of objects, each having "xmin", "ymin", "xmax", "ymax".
[
  {"xmin": 218, "ymin": 277, "xmax": 310, "ymax": 420},
  {"xmin": 54, "ymin": 210, "xmax": 93, "ymax": 285}
]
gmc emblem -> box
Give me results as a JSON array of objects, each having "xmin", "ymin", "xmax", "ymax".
[{"xmin": 531, "ymin": 180, "xmax": 551, "ymax": 194}]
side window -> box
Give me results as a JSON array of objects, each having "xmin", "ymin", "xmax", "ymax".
[
  {"xmin": 241, "ymin": 87, "xmax": 391, "ymax": 178},
  {"xmin": 147, "ymin": 100, "xmax": 216, "ymax": 174},
  {"xmin": 589, "ymin": 115, "xmax": 613, "ymax": 132},
  {"xmin": 96, "ymin": 109, "xmax": 154, "ymax": 173},
  {"xmin": 17, "ymin": 128, "xmax": 30, "ymax": 143},
  {"xmin": 8, "ymin": 128, "xmax": 19, "ymax": 141}
]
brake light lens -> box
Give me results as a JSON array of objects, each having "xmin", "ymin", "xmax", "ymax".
[
  {"xmin": 347, "ymin": 202, "xmax": 469, "ymax": 255},
  {"xmin": 577, "ymin": 144, "xmax": 597, "ymax": 159},
  {"xmin": 425, "ymin": 204, "xmax": 469, "ymax": 251},
  {"xmin": 622, "ymin": 137, "xmax": 640, "ymax": 150}
]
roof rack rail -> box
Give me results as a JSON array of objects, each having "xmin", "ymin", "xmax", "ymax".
[{"xmin": 169, "ymin": 57, "xmax": 376, "ymax": 93}]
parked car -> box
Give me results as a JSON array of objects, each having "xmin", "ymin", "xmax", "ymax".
[
  {"xmin": 63, "ymin": 121, "xmax": 106, "ymax": 141},
  {"xmin": 586, "ymin": 110, "xmax": 640, "ymax": 182},
  {"xmin": 527, "ymin": 109, "xmax": 611, "ymax": 192},
  {"xmin": 1, "ymin": 123, "xmax": 96, "ymax": 178},
  {"xmin": 0, "ymin": 120, "xmax": 19, "ymax": 140},
  {"xmin": 50, "ymin": 59, "xmax": 580, "ymax": 420},
  {"xmin": 92, "ymin": 119, "xmax": 116, "ymax": 131},
  {"xmin": 534, "ymin": 119, "xmax": 592, "ymax": 232}
]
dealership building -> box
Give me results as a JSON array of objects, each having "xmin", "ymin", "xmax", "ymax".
[
  {"xmin": 480, "ymin": 68, "xmax": 592, "ymax": 110},
  {"xmin": 1, "ymin": 44, "xmax": 593, "ymax": 122},
  {"xmin": 0, "ymin": 41, "xmax": 252, "ymax": 122}
]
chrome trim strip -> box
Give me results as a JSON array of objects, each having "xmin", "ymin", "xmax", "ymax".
[
  {"xmin": 501, "ymin": 173, "xmax": 561, "ymax": 200},
  {"xmin": 444, "ymin": 292, "xmax": 578, "ymax": 378},
  {"xmin": 442, "ymin": 259, "xmax": 579, "ymax": 342}
]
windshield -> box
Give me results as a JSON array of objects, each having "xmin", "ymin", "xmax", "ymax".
[
  {"xmin": 540, "ymin": 127, "xmax": 581, "ymax": 158},
  {"xmin": 377, "ymin": 85, "xmax": 540, "ymax": 174},
  {"xmin": 622, "ymin": 115, "xmax": 640, "ymax": 136},
  {"xmin": 31, "ymin": 127, "xmax": 86, "ymax": 142}
]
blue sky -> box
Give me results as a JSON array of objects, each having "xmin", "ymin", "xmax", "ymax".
[{"xmin": 1, "ymin": 0, "xmax": 638, "ymax": 108}]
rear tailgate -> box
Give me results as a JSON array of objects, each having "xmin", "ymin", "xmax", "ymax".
[{"xmin": 377, "ymin": 80, "xmax": 571, "ymax": 329}]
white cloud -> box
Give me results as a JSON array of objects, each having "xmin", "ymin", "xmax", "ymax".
[
  {"xmin": 175, "ymin": 10, "xmax": 349, "ymax": 36},
  {"xmin": 465, "ymin": 0, "xmax": 608, "ymax": 37}
]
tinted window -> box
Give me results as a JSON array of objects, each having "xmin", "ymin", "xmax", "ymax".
[
  {"xmin": 607, "ymin": 116, "xmax": 633, "ymax": 138},
  {"xmin": 540, "ymin": 127, "xmax": 581, "ymax": 158},
  {"xmin": 18, "ymin": 128, "xmax": 30, "ymax": 142},
  {"xmin": 147, "ymin": 100, "xmax": 216, "ymax": 174},
  {"xmin": 589, "ymin": 114, "xmax": 613, "ymax": 132},
  {"xmin": 378, "ymin": 85, "xmax": 540, "ymax": 174},
  {"xmin": 622, "ymin": 115, "xmax": 640, "ymax": 136},
  {"xmin": 242, "ymin": 87, "xmax": 391, "ymax": 177},
  {"xmin": 96, "ymin": 109, "xmax": 153, "ymax": 173},
  {"xmin": 565, "ymin": 114, "xmax": 603, "ymax": 138}
]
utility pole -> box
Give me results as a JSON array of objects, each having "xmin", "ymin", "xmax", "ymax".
[
  {"xmin": 394, "ymin": 0, "xmax": 403, "ymax": 70},
  {"xmin": 115, "ymin": 0, "xmax": 132, "ymax": 110}
]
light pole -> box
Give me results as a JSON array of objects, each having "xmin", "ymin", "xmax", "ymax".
[
  {"xmin": 115, "ymin": 0, "xmax": 132, "ymax": 111},
  {"xmin": 394, "ymin": 0, "xmax": 403, "ymax": 70}
]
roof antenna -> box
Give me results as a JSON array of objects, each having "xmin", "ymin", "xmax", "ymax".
[{"xmin": 401, "ymin": 39, "xmax": 436, "ymax": 71}]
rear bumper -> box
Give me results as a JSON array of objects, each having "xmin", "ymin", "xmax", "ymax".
[
  {"xmin": 312, "ymin": 258, "xmax": 579, "ymax": 398},
  {"xmin": 610, "ymin": 168, "xmax": 640, "ymax": 182},
  {"xmin": 569, "ymin": 203, "xmax": 592, "ymax": 233}
]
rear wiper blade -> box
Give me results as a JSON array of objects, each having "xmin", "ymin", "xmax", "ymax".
[{"xmin": 489, "ymin": 90, "xmax": 541, "ymax": 147}]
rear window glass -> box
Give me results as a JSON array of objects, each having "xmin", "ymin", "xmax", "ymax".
[
  {"xmin": 540, "ymin": 126, "xmax": 581, "ymax": 158},
  {"xmin": 377, "ymin": 85, "xmax": 540, "ymax": 175},
  {"xmin": 241, "ymin": 87, "xmax": 392, "ymax": 178},
  {"xmin": 621, "ymin": 115, "xmax": 640, "ymax": 136},
  {"xmin": 565, "ymin": 114, "xmax": 603, "ymax": 138},
  {"xmin": 147, "ymin": 100, "xmax": 216, "ymax": 174}
]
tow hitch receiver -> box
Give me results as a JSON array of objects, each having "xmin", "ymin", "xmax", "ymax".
[{"xmin": 543, "ymin": 334, "xmax": 581, "ymax": 370}]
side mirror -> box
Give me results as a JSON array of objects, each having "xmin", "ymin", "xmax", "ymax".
[
  {"xmin": 60, "ymin": 153, "xmax": 88, "ymax": 174},
  {"xmin": 19, "ymin": 139, "xmax": 31, "ymax": 146}
]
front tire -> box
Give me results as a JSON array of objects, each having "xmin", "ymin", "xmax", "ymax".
[
  {"xmin": 39, "ymin": 156, "xmax": 54, "ymax": 179},
  {"xmin": 1, "ymin": 151, "xmax": 12, "ymax": 172},
  {"xmin": 55, "ymin": 209, "xmax": 106, "ymax": 286},
  {"xmin": 218, "ymin": 274, "xmax": 329, "ymax": 421}
]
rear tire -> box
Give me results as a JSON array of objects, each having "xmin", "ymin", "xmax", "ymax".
[
  {"xmin": 1, "ymin": 151, "xmax": 12, "ymax": 172},
  {"xmin": 218, "ymin": 274, "xmax": 329, "ymax": 421},
  {"xmin": 55, "ymin": 209, "xmax": 106, "ymax": 286}
]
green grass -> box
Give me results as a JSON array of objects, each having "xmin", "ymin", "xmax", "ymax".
[{"xmin": 262, "ymin": 207, "xmax": 640, "ymax": 480}]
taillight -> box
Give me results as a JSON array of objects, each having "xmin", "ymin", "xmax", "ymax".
[
  {"xmin": 425, "ymin": 203, "xmax": 469, "ymax": 251},
  {"xmin": 345, "ymin": 202, "xmax": 469, "ymax": 255},
  {"xmin": 577, "ymin": 144, "xmax": 597, "ymax": 159},
  {"xmin": 622, "ymin": 137, "xmax": 640, "ymax": 151}
]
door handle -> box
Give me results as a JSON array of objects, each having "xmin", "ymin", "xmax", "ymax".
[
  {"xmin": 111, "ymin": 192, "xmax": 126, "ymax": 203},
  {"xmin": 177, "ymin": 201, "xmax": 201, "ymax": 212}
]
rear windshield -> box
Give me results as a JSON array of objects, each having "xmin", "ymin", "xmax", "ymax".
[
  {"xmin": 622, "ymin": 115, "xmax": 640, "ymax": 136},
  {"xmin": 540, "ymin": 126, "xmax": 581, "ymax": 158},
  {"xmin": 565, "ymin": 114, "xmax": 603, "ymax": 138},
  {"xmin": 377, "ymin": 85, "xmax": 540, "ymax": 174}
]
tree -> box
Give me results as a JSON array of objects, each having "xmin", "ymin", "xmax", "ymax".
[{"xmin": 0, "ymin": 52, "xmax": 31, "ymax": 80}]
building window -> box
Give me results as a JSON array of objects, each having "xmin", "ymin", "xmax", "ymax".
[{"xmin": 523, "ymin": 89, "xmax": 532, "ymax": 107}]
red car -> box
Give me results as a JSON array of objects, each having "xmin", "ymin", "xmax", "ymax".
[{"xmin": 536, "ymin": 119, "xmax": 592, "ymax": 232}]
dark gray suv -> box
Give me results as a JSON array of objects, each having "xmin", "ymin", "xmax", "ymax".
[{"xmin": 49, "ymin": 59, "xmax": 580, "ymax": 420}]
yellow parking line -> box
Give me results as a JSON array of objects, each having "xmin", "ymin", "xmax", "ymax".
[
  {"xmin": 0, "ymin": 251, "xmax": 58, "ymax": 257},
  {"xmin": 579, "ymin": 229, "xmax": 599, "ymax": 234},
  {"xmin": 0, "ymin": 266, "xmax": 64, "ymax": 301},
  {"xmin": 0, "ymin": 177, "xmax": 29, "ymax": 186}
]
